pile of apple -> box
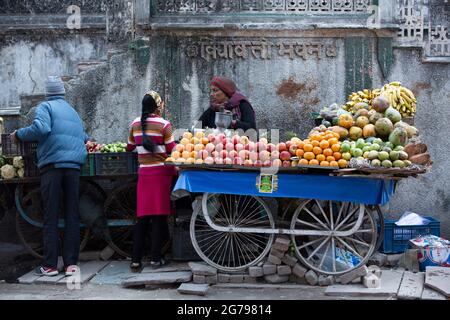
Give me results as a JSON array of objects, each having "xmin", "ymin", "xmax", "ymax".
[{"xmin": 166, "ymin": 131, "xmax": 296, "ymax": 167}]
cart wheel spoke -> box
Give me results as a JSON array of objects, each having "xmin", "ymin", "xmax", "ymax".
[
  {"xmin": 191, "ymin": 193, "xmax": 274, "ymax": 272},
  {"xmin": 291, "ymin": 200, "xmax": 377, "ymax": 275}
]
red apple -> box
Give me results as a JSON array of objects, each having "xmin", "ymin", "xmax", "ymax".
[
  {"xmin": 271, "ymin": 150, "xmax": 280, "ymax": 160},
  {"xmin": 225, "ymin": 143, "xmax": 234, "ymax": 152},
  {"xmin": 215, "ymin": 143, "xmax": 224, "ymax": 152},
  {"xmin": 243, "ymin": 159, "xmax": 253, "ymax": 167},
  {"xmin": 272, "ymin": 159, "xmax": 282, "ymax": 167},
  {"xmin": 217, "ymin": 133, "xmax": 226, "ymax": 142},
  {"xmin": 277, "ymin": 143, "xmax": 287, "ymax": 152},
  {"xmin": 204, "ymin": 157, "xmax": 214, "ymax": 165},
  {"xmin": 267, "ymin": 143, "xmax": 276, "ymax": 152},
  {"xmin": 200, "ymin": 150, "xmax": 209, "ymax": 159},
  {"xmin": 249, "ymin": 151, "xmax": 258, "ymax": 162},
  {"xmin": 233, "ymin": 157, "xmax": 244, "ymax": 165},
  {"xmin": 205, "ymin": 143, "xmax": 215, "ymax": 153},
  {"xmin": 253, "ymin": 160, "xmax": 263, "ymax": 167},
  {"xmin": 229, "ymin": 150, "xmax": 238, "ymax": 158},
  {"xmin": 211, "ymin": 151, "xmax": 219, "ymax": 158},
  {"xmin": 220, "ymin": 150, "xmax": 228, "ymax": 159},
  {"xmin": 238, "ymin": 150, "xmax": 249, "ymax": 160},
  {"xmin": 245, "ymin": 141, "xmax": 255, "ymax": 152},
  {"xmin": 259, "ymin": 138, "xmax": 268, "ymax": 145},
  {"xmin": 235, "ymin": 143, "xmax": 244, "ymax": 152},
  {"xmin": 259, "ymin": 150, "xmax": 270, "ymax": 162},
  {"xmin": 214, "ymin": 157, "xmax": 224, "ymax": 165},
  {"xmin": 286, "ymin": 141, "xmax": 293, "ymax": 150},
  {"xmin": 231, "ymin": 135, "xmax": 240, "ymax": 145},
  {"xmin": 257, "ymin": 142, "xmax": 267, "ymax": 152},
  {"xmin": 224, "ymin": 158, "xmax": 233, "ymax": 165},
  {"xmin": 282, "ymin": 160, "xmax": 291, "ymax": 167},
  {"xmin": 280, "ymin": 151, "xmax": 291, "ymax": 161},
  {"xmin": 207, "ymin": 134, "xmax": 216, "ymax": 144},
  {"xmin": 289, "ymin": 144, "xmax": 298, "ymax": 156}
]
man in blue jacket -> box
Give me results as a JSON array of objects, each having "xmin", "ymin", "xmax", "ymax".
[{"xmin": 11, "ymin": 76, "xmax": 87, "ymax": 277}]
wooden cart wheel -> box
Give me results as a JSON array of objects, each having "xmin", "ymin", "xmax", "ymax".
[
  {"xmin": 15, "ymin": 183, "xmax": 92, "ymax": 259},
  {"xmin": 102, "ymin": 181, "xmax": 172, "ymax": 259},
  {"xmin": 190, "ymin": 193, "xmax": 275, "ymax": 272},
  {"xmin": 290, "ymin": 200, "xmax": 377, "ymax": 276}
]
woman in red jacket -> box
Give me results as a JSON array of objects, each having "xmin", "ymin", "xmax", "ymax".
[{"xmin": 127, "ymin": 91, "xmax": 176, "ymax": 271}]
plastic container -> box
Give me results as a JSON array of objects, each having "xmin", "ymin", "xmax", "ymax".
[
  {"xmin": 23, "ymin": 156, "xmax": 39, "ymax": 177},
  {"xmin": 81, "ymin": 154, "xmax": 95, "ymax": 176},
  {"xmin": 171, "ymin": 216, "xmax": 201, "ymax": 261},
  {"xmin": 1, "ymin": 134, "xmax": 37, "ymax": 157},
  {"xmin": 94, "ymin": 152, "xmax": 137, "ymax": 176},
  {"xmin": 381, "ymin": 216, "xmax": 440, "ymax": 253}
]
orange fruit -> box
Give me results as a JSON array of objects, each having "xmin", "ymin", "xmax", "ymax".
[
  {"xmin": 304, "ymin": 152, "xmax": 315, "ymax": 160},
  {"xmin": 320, "ymin": 161, "xmax": 330, "ymax": 166},
  {"xmin": 303, "ymin": 144, "xmax": 313, "ymax": 152},
  {"xmin": 313, "ymin": 146, "xmax": 323, "ymax": 155},
  {"xmin": 182, "ymin": 151, "xmax": 190, "ymax": 159},
  {"xmin": 171, "ymin": 151, "xmax": 180, "ymax": 159},
  {"xmin": 311, "ymin": 140, "xmax": 320, "ymax": 147},
  {"xmin": 319, "ymin": 140, "xmax": 329, "ymax": 149},
  {"xmin": 309, "ymin": 159, "xmax": 319, "ymax": 165},
  {"xmin": 303, "ymin": 139, "xmax": 311, "ymax": 145},
  {"xmin": 175, "ymin": 144, "xmax": 185, "ymax": 153},
  {"xmin": 338, "ymin": 159, "xmax": 348, "ymax": 168},
  {"xmin": 328, "ymin": 138, "xmax": 339, "ymax": 146},
  {"xmin": 295, "ymin": 149, "xmax": 305, "ymax": 158},
  {"xmin": 316, "ymin": 154, "xmax": 326, "ymax": 162},
  {"xmin": 297, "ymin": 141, "xmax": 305, "ymax": 149},
  {"xmin": 299, "ymin": 159, "xmax": 309, "ymax": 165},
  {"xmin": 201, "ymin": 137, "xmax": 209, "ymax": 145},
  {"xmin": 190, "ymin": 151, "xmax": 196, "ymax": 158},
  {"xmin": 325, "ymin": 133, "xmax": 335, "ymax": 140},
  {"xmin": 323, "ymin": 148, "xmax": 333, "ymax": 157},
  {"xmin": 333, "ymin": 152, "xmax": 342, "ymax": 160},
  {"xmin": 185, "ymin": 143, "xmax": 194, "ymax": 152},
  {"xmin": 331, "ymin": 144, "xmax": 341, "ymax": 152},
  {"xmin": 310, "ymin": 134, "xmax": 321, "ymax": 141},
  {"xmin": 326, "ymin": 156, "xmax": 336, "ymax": 162},
  {"xmin": 329, "ymin": 161, "xmax": 339, "ymax": 167}
]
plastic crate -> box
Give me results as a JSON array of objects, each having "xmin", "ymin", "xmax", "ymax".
[
  {"xmin": 171, "ymin": 224, "xmax": 201, "ymax": 261},
  {"xmin": 1, "ymin": 134, "xmax": 37, "ymax": 156},
  {"xmin": 23, "ymin": 156, "xmax": 39, "ymax": 177},
  {"xmin": 81, "ymin": 154, "xmax": 95, "ymax": 176},
  {"xmin": 381, "ymin": 217, "xmax": 440, "ymax": 253},
  {"xmin": 94, "ymin": 152, "xmax": 136, "ymax": 176}
]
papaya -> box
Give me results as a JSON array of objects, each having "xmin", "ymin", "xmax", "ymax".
[
  {"xmin": 338, "ymin": 114, "xmax": 354, "ymax": 129},
  {"xmin": 355, "ymin": 108, "xmax": 369, "ymax": 118},
  {"xmin": 349, "ymin": 126, "xmax": 363, "ymax": 141},
  {"xmin": 372, "ymin": 95, "xmax": 390, "ymax": 113},
  {"xmin": 363, "ymin": 124, "xmax": 376, "ymax": 138},
  {"xmin": 375, "ymin": 118, "xmax": 394, "ymax": 136},
  {"xmin": 389, "ymin": 127, "xmax": 408, "ymax": 147},
  {"xmin": 385, "ymin": 107, "xmax": 402, "ymax": 124},
  {"xmin": 369, "ymin": 112, "xmax": 384, "ymax": 125},
  {"xmin": 356, "ymin": 116, "xmax": 370, "ymax": 129},
  {"xmin": 330, "ymin": 126, "xmax": 349, "ymax": 140}
]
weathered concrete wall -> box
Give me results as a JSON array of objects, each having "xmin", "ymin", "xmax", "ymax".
[
  {"xmin": 383, "ymin": 48, "xmax": 450, "ymax": 238},
  {"xmin": 0, "ymin": 35, "xmax": 109, "ymax": 110}
]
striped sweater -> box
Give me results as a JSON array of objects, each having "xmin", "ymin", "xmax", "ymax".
[{"xmin": 127, "ymin": 115, "xmax": 176, "ymax": 167}]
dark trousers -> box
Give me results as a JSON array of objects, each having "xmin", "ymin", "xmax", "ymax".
[
  {"xmin": 132, "ymin": 215, "xmax": 168, "ymax": 263},
  {"xmin": 40, "ymin": 168, "xmax": 80, "ymax": 268}
]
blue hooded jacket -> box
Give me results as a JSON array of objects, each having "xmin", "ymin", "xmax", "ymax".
[{"xmin": 17, "ymin": 96, "xmax": 87, "ymax": 169}]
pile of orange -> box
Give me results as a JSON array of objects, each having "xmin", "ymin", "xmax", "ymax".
[{"xmin": 294, "ymin": 130, "xmax": 348, "ymax": 168}]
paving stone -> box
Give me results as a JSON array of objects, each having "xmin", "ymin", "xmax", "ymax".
[
  {"xmin": 336, "ymin": 265, "xmax": 368, "ymax": 285},
  {"xmin": 188, "ymin": 262, "xmax": 217, "ymax": 276},
  {"xmin": 206, "ymin": 275, "xmax": 218, "ymax": 285},
  {"xmin": 277, "ymin": 265, "xmax": 292, "ymax": 276},
  {"xmin": 368, "ymin": 252, "xmax": 388, "ymax": 267},
  {"xmin": 425, "ymin": 267, "xmax": 450, "ymax": 297},
  {"xmin": 18, "ymin": 270, "xmax": 41, "ymax": 284},
  {"xmin": 363, "ymin": 274, "xmax": 380, "ymax": 289},
  {"xmin": 289, "ymin": 274, "xmax": 308, "ymax": 285},
  {"xmin": 273, "ymin": 237, "xmax": 290, "ymax": 253},
  {"xmin": 318, "ymin": 275, "xmax": 334, "ymax": 286},
  {"xmin": 397, "ymin": 271, "xmax": 424, "ymax": 300},
  {"xmin": 78, "ymin": 251, "xmax": 101, "ymax": 261},
  {"xmin": 141, "ymin": 262, "xmax": 191, "ymax": 273},
  {"xmin": 305, "ymin": 270, "xmax": 318, "ymax": 286},
  {"xmin": 262, "ymin": 264, "xmax": 276, "ymax": 275},
  {"xmin": 90, "ymin": 261, "xmax": 133, "ymax": 285},
  {"xmin": 325, "ymin": 270, "xmax": 404, "ymax": 297},
  {"xmin": 229, "ymin": 274, "xmax": 244, "ymax": 283},
  {"xmin": 248, "ymin": 266, "xmax": 263, "ymax": 278},
  {"xmin": 281, "ymin": 254, "xmax": 298, "ymax": 267},
  {"xmin": 243, "ymin": 275, "xmax": 258, "ymax": 283},
  {"xmin": 177, "ymin": 283, "xmax": 209, "ymax": 296},
  {"xmin": 292, "ymin": 263, "xmax": 307, "ymax": 278},
  {"xmin": 218, "ymin": 273, "xmax": 230, "ymax": 283},
  {"xmin": 58, "ymin": 261, "xmax": 110, "ymax": 286},
  {"xmin": 264, "ymin": 274, "xmax": 289, "ymax": 284},
  {"xmin": 122, "ymin": 271, "xmax": 192, "ymax": 287},
  {"xmin": 421, "ymin": 286, "xmax": 447, "ymax": 300},
  {"xmin": 193, "ymin": 274, "xmax": 206, "ymax": 284},
  {"xmin": 267, "ymin": 254, "xmax": 282, "ymax": 265},
  {"xmin": 269, "ymin": 248, "xmax": 285, "ymax": 259}
]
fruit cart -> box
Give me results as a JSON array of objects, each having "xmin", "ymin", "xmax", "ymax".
[{"xmin": 170, "ymin": 164, "xmax": 426, "ymax": 276}]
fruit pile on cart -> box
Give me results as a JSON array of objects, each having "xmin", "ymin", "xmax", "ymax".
[{"xmin": 0, "ymin": 82, "xmax": 432, "ymax": 276}]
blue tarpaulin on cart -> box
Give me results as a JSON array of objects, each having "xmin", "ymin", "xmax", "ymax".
[{"xmin": 173, "ymin": 170, "xmax": 395, "ymax": 205}]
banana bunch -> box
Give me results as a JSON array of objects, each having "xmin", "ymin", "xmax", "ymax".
[
  {"xmin": 343, "ymin": 89, "xmax": 375, "ymax": 111},
  {"xmin": 380, "ymin": 81, "xmax": 417, "ymax": 117}
]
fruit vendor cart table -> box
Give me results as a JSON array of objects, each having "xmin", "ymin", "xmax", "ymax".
[{"xmin": 173, "ymin": 167, "xmax": 396, "ymax": 276}]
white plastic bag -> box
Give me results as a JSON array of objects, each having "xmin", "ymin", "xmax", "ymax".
[{"xmin": 395, "ymin": 211, "xmax": 430, "ymax": 226}]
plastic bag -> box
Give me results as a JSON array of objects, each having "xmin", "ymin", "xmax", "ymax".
[{"xmin": 395, "ymin": 211, "xmax": 430, "ymax": 226}]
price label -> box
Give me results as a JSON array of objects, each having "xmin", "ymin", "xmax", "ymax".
[{"xmin": 258, "ymin": 174, "xmax": 274, "ymax": 193}]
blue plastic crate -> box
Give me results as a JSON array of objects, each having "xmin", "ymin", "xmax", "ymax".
[{"xmin": 381, "ymin": 217, "xmax": 440, "ymax": 253}]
